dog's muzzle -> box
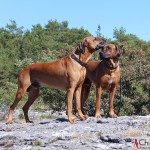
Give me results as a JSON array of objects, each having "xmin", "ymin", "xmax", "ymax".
[
  {"xmin": 95, "ymin": 40, "xmax": 106, "ymax": 51},
  {"xmin": 95, "ymin": 44, "xmax": 105, "ymax": 51},
  {"xmin": 99, "ymin": 49, "xmax": 121, "ymax": 60},
  {"xmin": 99, "ymin": 51, "xmax": 111, "ymax": 59}
]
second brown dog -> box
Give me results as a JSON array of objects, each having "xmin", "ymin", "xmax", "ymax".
[{"xmin": 81, "ymin": 44, "xmax": 121, "ymax": 118}]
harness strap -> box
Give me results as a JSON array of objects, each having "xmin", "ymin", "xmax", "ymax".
[{"xmin": 71, "ymin": 54, "xmax": 87, "ymax": 67}]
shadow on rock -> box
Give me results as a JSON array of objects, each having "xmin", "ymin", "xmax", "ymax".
[
  {"xmin": 55, "ymin": 118, "xmax": 68, "ymax": 122},
  {"xmin": 39, "ymin": 121, "xmax": 51, "ymax": 124}
]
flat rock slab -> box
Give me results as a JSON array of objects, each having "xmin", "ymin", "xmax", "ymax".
[{"xmin": 0, "ymin": 114, "xmax": 150, "ymax": 150}]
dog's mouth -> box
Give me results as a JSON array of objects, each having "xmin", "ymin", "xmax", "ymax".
[
  {"xmin": 109, "ymin": 59, "xmax": 119, "ymax": 68},
  {"xmin": 95, "ymin": 39, "xmax": 107, "ymax": 51},
  {"xmin": 103, "ymin": 58, "xmax": 119, "ymax": 70}
]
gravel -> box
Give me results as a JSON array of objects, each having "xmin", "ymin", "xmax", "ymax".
[{"xmin": 0, "ymin": 111, "xmax": 150, "ymax": 150}]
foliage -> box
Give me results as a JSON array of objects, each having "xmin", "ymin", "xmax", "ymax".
[
  {"xmin": 0, "ymin": 82, "xmax": 17, "ymax": 111},
  {"xmin": 113, "ymin": 27, "xmax": 150, "ymax": 115},
  {"xmin": 0, "ymin": 20, "xmax": 149, "ymax": 116},
  {"xmin": 41, "ymin": 88, "xmax": 66, "ymax": 111},
  {"xmin": 34, "ymin": 140, "xmax": 42, "ymax": 146}
]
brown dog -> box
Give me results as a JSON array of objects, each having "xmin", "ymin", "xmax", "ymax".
[
  {"xmin": 81, "ymin": 44, "xmax": 121, "ymax": 118},
  {"xmin": 7, "ymin": 36, "xmax": 106, "ymax": 124}
]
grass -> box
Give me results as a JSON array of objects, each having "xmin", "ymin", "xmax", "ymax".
[
  {"xmin": 18, "ymin": 113, "xmax": 24, "ymax": 119},
  {"xmin": 40, "ymin": 114, "xmax": 58, "ymax": 119},
  {"xmin": 34, "ymin": 140, "xmax": 42, "ymax": 146}
]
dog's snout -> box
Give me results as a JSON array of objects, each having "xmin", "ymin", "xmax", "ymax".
[
  {"xmin": 94, "ymin": 37, "xmax": 107, "ymax": 51},
  {"xmin": 95, "ymin": 44, "xmax": 104, "ymax": 50}
]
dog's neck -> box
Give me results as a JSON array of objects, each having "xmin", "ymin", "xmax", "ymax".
[
  {"xmin": 72, "ymin": 47, "xmax": 95, "ymax": 67},
  {"xmin": 102, "ymin": 59, "xmax": 119, "ymax": 73},
  {"xmin": 80, "ymin": 48, "xmax": 95, "ymax": 62}
]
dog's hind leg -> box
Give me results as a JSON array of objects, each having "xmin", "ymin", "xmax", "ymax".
[
  {"xmin": 95, "ymin": 86, "xmax": 102, "ymax": 118},
  {"xmin": 23, "ymin": 86, "xmax": 39, "ymax": 123},
  {"xmin": 7, "ymin": 83, "xmax": 30, "ymax": 124},
  {"xmin": 81, "ymin": 78, "xmax": 91, "ymax": 115},
  {"xmin": 7, "ymin": 69, "xmax": 31, "ymax": 124}
]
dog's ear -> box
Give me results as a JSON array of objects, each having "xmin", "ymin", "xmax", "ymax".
[
  {"xmin": 77, "ymin": 38, "xmax": 88, "ymax": 54},
  {"xmin": 79, "ymin": 42, "xmax": 85, "ymax": 54},
  {"xmin": 75, "ymin": 42, "xmax": 85, "ymax": 54}
]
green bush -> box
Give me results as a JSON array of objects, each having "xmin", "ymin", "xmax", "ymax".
[{"xmin": 0, "ymin": 20, "xmax": 149, "ymax": 116}]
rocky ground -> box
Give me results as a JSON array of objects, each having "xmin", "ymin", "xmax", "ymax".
[{"xmin": 0, "ymin": 110, "xmax": 150, "ymax": 150}]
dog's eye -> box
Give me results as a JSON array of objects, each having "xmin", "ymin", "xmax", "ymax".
[{"xmin": 106, "ymin": 47, "xmax": 111, "ymax": 51}]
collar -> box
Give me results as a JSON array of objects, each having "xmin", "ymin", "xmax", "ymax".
[{"xmin": 71, "ymin": 54, "xmax": 87, "ymax": 67}]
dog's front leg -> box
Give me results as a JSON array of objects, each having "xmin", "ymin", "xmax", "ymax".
[
  {"xmin": 109, "ymin": 85, "xmax": 117, "ymax": 118},
  {"xmin": 75, "ymin": 86, "xmax": 87, "ymax": 120},
  {"xmin": 67, "ymin": 88, "xmax": 77, "ymax": 123},
  {"xmin": 95, "ymin": 86, "xmax": 102, "ymax": 118}
]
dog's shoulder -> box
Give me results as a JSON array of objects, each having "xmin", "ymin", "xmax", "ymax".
[{"xmin": 87, "ymin": 61, "xmax": 100, "ymax": 72}]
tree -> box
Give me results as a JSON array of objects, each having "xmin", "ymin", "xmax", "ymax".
[
  {"xmin": 0, "ymin": 21, "xmax": 149, "ymax": 115},
  {"xmin": 96, "ymin": 25, "xmax": 102, "ymax": 37}
]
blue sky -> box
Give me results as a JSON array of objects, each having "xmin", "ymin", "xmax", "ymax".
[{"xmin": 0, "ymin": 0, "xmax": 150, "ymax": 41}]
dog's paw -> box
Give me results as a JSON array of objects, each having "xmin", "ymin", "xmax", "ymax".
[
  {"xmin": 6, "ymin": 119, "xmax": 13, "ymax": 124},
  {"xmin": 109, "ymin": 112, "xmax": 117, "ymax": 118},
  {"xmin": 68, "ymin": 117, "xmax": 76, "ymax": 123},
  {"xmin": 95, "ymin": 113, "xmax": 102, "ymax": 118},
  {"xmin": 26, "ymin": 120, "xmax": 34, "ymax": 123},
  {"xmin": 79, "ymin": 114, "xmax": 88, "ymax": 120},
  {"xmin": 83, "ymin": 114, "xmax": 88, "ymax": 120}
]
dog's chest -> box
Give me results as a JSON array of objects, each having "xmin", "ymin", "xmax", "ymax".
[
  {"xmin": 107, "ymin": 77, "xmax": 112, "ymax": 84},
  {"xmin": 78, "ymin": 68, "xmax": 86, "ymax": 84},
  {"xmin": 101, "ymin": 74, "xmax": 115, "ymax": 90}
]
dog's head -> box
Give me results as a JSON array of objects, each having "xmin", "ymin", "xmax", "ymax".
[
  {"xmin": 75, "ymin": 36, "xmax": 106, "ymax": 55},
  {"xmin": 99, "ymin": 44, "xmax": 121, "ymax": 60},
  {"xmin": 99, "ymin": 44, "xmax": 121, "ymax": 70}
]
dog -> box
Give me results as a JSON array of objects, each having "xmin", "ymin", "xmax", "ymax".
[
  {"xmin": 81, "ymin": 43, "xmax": 121, "ymax": 118},
  {"xmin": 7, "ymin": 36, "xmax": 106, "ymax": 124}
]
